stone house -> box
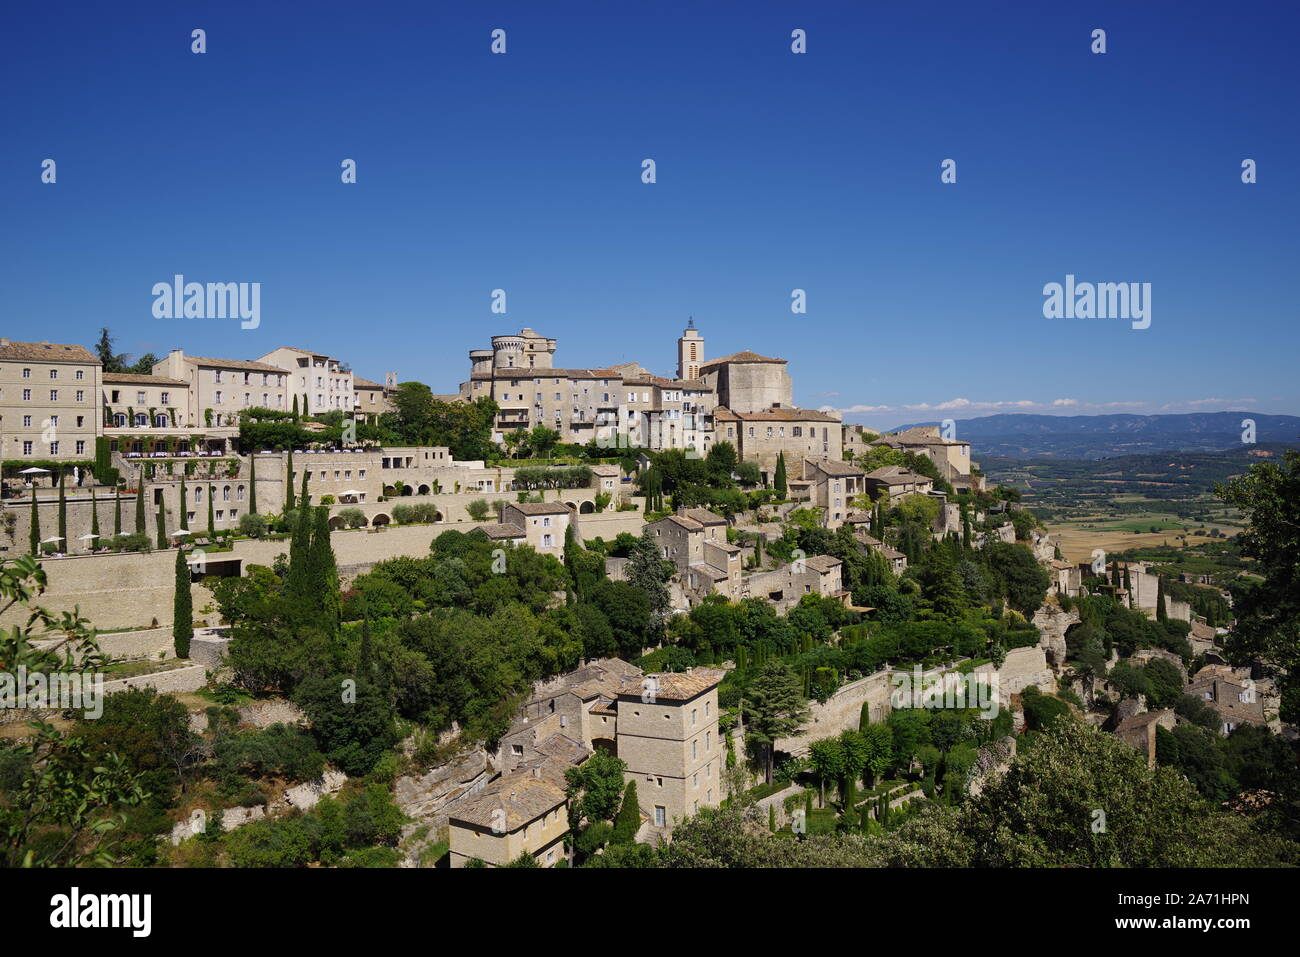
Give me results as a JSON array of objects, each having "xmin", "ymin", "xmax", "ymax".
[
  {"xmin": 862, "ymin": 466, "xmax": 934, "ymax": 501},
  {"xmin": 0, "ymin": 339, "xmax": 102, "ymax": 466},
  {"xmin": 1187, "ymin": 665, "xmax": 1266, "ymax": 734},
  {"xmin": 1113, "ymin": 709, "xmax": 1177, "ymax": 769},
  {"xmin": 498, "ymin": 501, "xmax": 572, "ymax": 554},
  {"xmin": 802, "ymin": 457, "xmax": 865, "ymax": 529}
]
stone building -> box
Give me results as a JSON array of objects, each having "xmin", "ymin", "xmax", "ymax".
[
  {"xmin": 616, "ymin": 668, "xmax": 726, "ymax": 830},
  {"xmin": 447, "ymin": 771, "xmax": 570, "ymax": 868},
  {"xmin": 646, "ymin": 507, "xmax": 742, "ymax": 607},
  {"xmin": 862, "ymin": 465, "xmax": 934, "ymax": 501},
  {"xmin": 0, "ymin": 339, "xmax": 101, "ymax": 466},
  {"xmin": 802, "ymin": 457, "xmax": 865, "ymax": 528},
  {"xmin": 713, "ymin": 406, "xmax": 843, "ymax": 480},
  {"xmin": 869, "ymin": 425, "xmax": 979, "ymax": 491},
  {"xmin": 151, "ymin": 350, "xmax": 289, "ymax": 427},
  {"xmin": 257, "ymin": 346, "xmax": 354, "ymax": 416},
  {"xmin": 1187, "ymin": 665, "xmax": 1266, "ymax": 734}
]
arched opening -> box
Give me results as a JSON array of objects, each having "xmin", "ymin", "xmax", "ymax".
[
  {"xmin": 400, "ymin": 486, "xmax": 413, "ymax": 496},
  {"xmin": 591, "ymin": 737, "xmax": 617, "ymax": 757},
  {"xmin": 434, "ymin": 510, "xmax": 444, "ymax": 523},
  {"xmin": 579, "ymin": 501, "xmax": 595, "ymax": 514},
  {"xmin": 417, "ymin": 484, "xmax": 430, "ymax": 496},
  {"xmin": 328, "ymin": 515, "xmax": 346, "ymax": 530},
  {"xmin": 383, "ymin": 485, "xmax": 397, "ymax": 498},
  {"xmin": 371, "ymin": 513, "xmax": 391, "ymax": 526},
  {"xmin": 564, "ymin": 501, "xmax": 577, "ymax": 512}
]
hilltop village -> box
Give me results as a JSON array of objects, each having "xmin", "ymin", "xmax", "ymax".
[{"xmin": 0, "ymin": 326, "xmax": 1291, "ymax": 869}]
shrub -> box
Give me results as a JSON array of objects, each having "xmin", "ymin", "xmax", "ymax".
[
  {"xmin": 337, "ymin": 508, "xmax": 368, "ymax": 529},
  {"xmin": 238, "ymin": 513, "xmax": 269, "ymax": 539}
]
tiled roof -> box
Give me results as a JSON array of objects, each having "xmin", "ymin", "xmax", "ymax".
[
  {"xmin": 0, "ymin": 340, "xmax": 99, "ymax": 364},
  {"xmin": 677, "ymin": 507, "xmax": 726, "ymax": 526},
  {"xmin": 805, "ymin": 457, "xmax": 863, "ymax": 478},
  {"xmin": 476, "ymin": 522, "xmax": 526, "ymax": 540},
  {"xmin": 712, "ymin": 405, "xmax": 839, "ymax": 423},
  {"xmin": 802, "ymin": 555, "xmax": 842, "ymax": 574},
  {"xmin": 865, "ymin": 466, "xmax": 929, "ymax": 484},
  {"xmin": 507, "ymin": 501, "xmax": 573, "ymax": 516},
  {"xmin": 698, "ymin": 350, "xmax": 785, "ymax": 370},
  {"xmin": 619, "ymin": 668, "xmax": 725, "ymax": 702},
  {"xmin": 103, "ymin": 372, "xmax": 188, "ymax": 386},
  {"xmin": 183, "ymin": 354, "xmax": 285, "ymax": 373},
  {"xmin": 352, "ymin": 376, "xmax": 385, "ymax": 389},
  {"xmin": 472, "ymin": 367, "xmax": 623, "ymax": 381},
  {"xmin": 448, "ymin": 773, "xmax": 567, "ymax": 831},
  {"xmin": 688, "ymin": 562, "xmax": 730, "ymax": 581}
]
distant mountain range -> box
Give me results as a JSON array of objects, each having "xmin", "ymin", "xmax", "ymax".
[{"xmin": 887, "ymin": 412, "xmax": 1300, "ymax": 460}]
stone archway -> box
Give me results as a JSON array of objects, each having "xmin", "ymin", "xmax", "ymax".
[
  {"xmin": 417, "ymin": 484, "xmax": 430, "ymax": 495},
  {"xmin": 328, "ymin": 515, "xmax": 346, "ymax": 530},
  {"xmin": 371, "ymin": 513, "xmax": 391, "ymax": 526},
  {"xmin": 579, "ymin": 500, "xmax": 595, "ymax": 514}
]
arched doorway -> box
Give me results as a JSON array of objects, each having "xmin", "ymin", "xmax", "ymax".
[
  {"xmin": 579, "ymin": 501, "xmax": 595, "ymax": 514},
  {"xmin": 371, "ymin": 513, "xmax": 391, "ymax": 527}
]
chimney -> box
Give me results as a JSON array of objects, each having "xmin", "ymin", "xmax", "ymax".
[{"xmin": 532, "ymin": 767, "xmax": 540, "ymax": 778}]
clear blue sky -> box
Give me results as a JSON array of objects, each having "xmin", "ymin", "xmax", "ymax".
[{"xmin": 3, "ymin": 0, "xmax": 1296, "ymax": 430}]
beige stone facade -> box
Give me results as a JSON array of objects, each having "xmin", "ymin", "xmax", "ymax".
[
  {"xmin": 0, "ymin": 339, "xmax": 101, "ymax": 465},
  {"xmin": 151, "ymin": 350, "xmax": 289, "ymax": 426},
  {"xmin": 616, "ymin": 668, "xmax": 725, "ymax": 830},
  {"xmin": 257, "ymin": 346, "xmax": 354, "ymax": 416}
]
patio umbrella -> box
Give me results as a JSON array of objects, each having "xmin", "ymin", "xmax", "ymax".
[
  {"xmin": 77, "ymin": 533, "xmax": 100, "ymax": 541},
  {"xmin": 19, "ymin": 467, "xmax": 50, "ymax": 475},
  {"xmin": 41, "ymin": 536, "xmax": 64, "ymax": 543},
  {"xmin": 171, "ymin": 529, "xmax": 192, "ymax": 537}
]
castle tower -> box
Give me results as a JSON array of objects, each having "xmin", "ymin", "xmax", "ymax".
[
  {"xmin": 677, "ymin": 319, "xmax": 703, "ymax": 381},
  {"xmin": 615, "ymin": 668, "xmax": 725, "ymax": 832}
]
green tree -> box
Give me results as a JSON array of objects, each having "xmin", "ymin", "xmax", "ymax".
[
  {"xmin": 114, "ymin": 489, "xmax": 122, "ymax": 536},
  {"xmin": 134, "ymin": 479, "xmax": 145, "ymax": 535},
  {"xmin": 307, "ymin": 506, "xmax": 341, "ymax": 631},
  {"xmin": 247, "ymin": 453, "xmax": 258, "ymax": 515},
  {"xmin": 744, "ymin": 662, "xmax": 810, "ymax": 784},
  {"xmin": 206, "ymin": 485, "xmax": 215, "ymax": 540},
  {"xmin": 156, "ymin": 502, "xmax": 167, "ymax": 550},
  {"xmin": 611, "ymin": 780, "xmax": 641, "ymax": 844},
  {"xmin": 285, "ymin": 449, "xmax": 296, "ymax": 512},
  {"xmin": 564, "ymin": 751, "xmax": 628, "ymax": 831},
  {"xmin": 56, "ymin": 471, "xmax": 67, "ymax": 548},
  {"xmin": 466, "ymin": 498, "xmax": 491, "ymax": 522},
  {"xmin": 89, "ymin": 490, "xmax": 100, "ymax": 540},
  {"xmin": 625, "ymin": 529, "xmax": 670, "ymax": 639},
  {"xmin": 179, "ymin": 475, "xmax": 188, "ymax": 528},
  {"xmin": 173, "ymin": 548, "xmax": 192, "ymax": 658},
  {"xmin": 28, "ymin": 491, "xmax": 39, "ymax": 555},
  {"xmin": 774, "ymin": 452, "xmax": 788, "ymax": 496}
]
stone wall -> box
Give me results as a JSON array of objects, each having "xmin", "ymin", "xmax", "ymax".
[{"xmin": 4, "ymin": 507, "xmax": 647, "ymax": 632}]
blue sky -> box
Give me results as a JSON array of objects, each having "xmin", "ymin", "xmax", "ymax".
[{"xmin": 3, "ymin": 0, "xmax": 1296, "ymax": 430}]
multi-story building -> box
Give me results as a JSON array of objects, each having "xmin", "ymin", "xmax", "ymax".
[
  {"xmin": 802, "ymin": 457, "xmax": 866, "ymax": 528},
  {"xmin": 352, "ymin": 374, "xmax": 396, "ymax": 422},
  {"xmin": 869, "ymin": 426, "xmax": 979, "ymax": 491},
  {"xmin": 714, "ymin": 406, "xmax": 843, "ymax": 481},
  {"xmin": 152, "ymin": 350, "xmax": 289, "ymax": 426},
  {"xmin": 616, "ymin": 668, "xmax": 726, "ymax": 830},
  {"xmin": 257, "ymin": 347, "xmax": 354, "ymax": 415},
  {"xmin": 0, "ymin": 339, "xmax": 101, "ymax": 465},
  {"xmin": 646, "ymin": 507, "xmax": 743, "ymax": 606},
  {"xmin": 447, "ymin": 771, "xmax": 570, "ymax": 868}
]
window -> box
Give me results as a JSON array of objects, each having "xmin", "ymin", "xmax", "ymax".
[
  {"xmin": 691, "ymin": 708, "xmax": 697, "ymax": 727},
  {"xmin": 49, "ymin": 441, "xmax": 59, "ymax": 455},
  {"xmin": 160, "ymin": 392, "xmax": 169, "ymax": 405},
  {"xmin": 49, "ymin": 390, "xmax": 58, "ymax": 402},
  {"xmin": 214, "ymin": 391, "xmax": 222, "ymax": 404},
  {"xmin": 137, "ymin": 391, "xmax": 146, "ymax": 404},
  {"xmin": 49, "ymin": 415, "xmax": 58, "ymax": 427},
  {"xmin": 21, "ymin": 368, "xmax": 30, "ymax": 378},
  {"xmin": 76, "ymin": 390, "xmax": 84, "ymax": 402},
  {"xmin": 49, "ymin": 369, "xmax": 58, "ymax": 379},
  {"xmin": 76, "ymin": 370, "xmax": 84, "ymax": 380},
  {"xmin": 654, "ymin": 806, "xmax": 666, "ymax": 827},
  {"xmin": 216, "ymin": 510, "xmax": 224, "ymax": 521},
  {"xmin": 691, "ymin": 740, "xmax": 698, "ymax": 760},
  {"xmin": 22, "ymin": 415, "xmax": 31, "ymax": 428},
  {"xmin": 22, "ymin": 441, "xmax": 32, "ymax": 455}
]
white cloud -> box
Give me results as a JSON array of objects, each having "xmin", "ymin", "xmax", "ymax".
[{"xmin": 824, "ymin": 395, "xmax": 1259, "ymax": 425}]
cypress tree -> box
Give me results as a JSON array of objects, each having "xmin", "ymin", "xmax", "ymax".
[
  {"xmin": 859, "ymin": 701, "xmax": 871, "ymax": 731},
  {"xmin": 179, "ymin": 475, "xmax": 188, "ymax": 528},
  {"xmin": 291, "ymin": 394, "xmax": 299, "ymax": 420},
  {"xmin": 135, "ymin": 478, "xmax": 145, "ymax": 534},
  {"xmin": 156, "ymin": 502, "xmax": 167, "ymax": 550},
  {"xmin": 57, "ymin": 471, "xmax": 67, "ymax": 548},
  {"xmin": 29, "ymin": 491, "xmax": 39, "ymax": 555},
  {"xmin": 774, "ymin": 452, "xmax": 788, "ymax": 496},
  {"xmin": 207, "ymin": 485, "xmax": 215, "ymax": 540},
  {"xmin": 114, "ymin": 489, "xmax": 122, "ymax": 536},
  {"xmin": 769, "ymin": 804, "xmax": 777, "ymax": 833},
  {"xmin": 285, "ymin": 448, "xmax": 295, "ymax": 512},
  {"xmin": 90, "ymin": 490, "xmax": 100, "ymax": 541},
  {"xmin": 285, "ymin": 497, "xmax": 314, "ymax": 599},
  {"xmin": 307, "ymin": 506, "xmax": 340, "ymax": 629},
  {"xmin": 299, "ymin": 468, "xmax": 310, "ymax": 511},
  {"xmin": 960, "ymin": 503, "xmax": 972, "ymax": 549},
  {"xmin": 1156, "ymin": 575, "xmax": 1168, "ymax": 622},
  {"xmin": 612, "ymin": 780, "xmax": 640, "ymax": 844},
  {"xmin": 173, "ymin": 547, "xmax": 192, "ymax": 658},
  {"xmin": 248, "ymin": 453, "xmax": 257, "ymax": 515},
  {"xmin": 754, "ymin": 534, "xmax": 764, "ymax": 567},
  {"xmin": 860, "ymin": 802, "xmax": 871, "ymax": 832},
  {"xmin": 1123, "ymin": 564, "xmax": 1133, "ymax": 594}
]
